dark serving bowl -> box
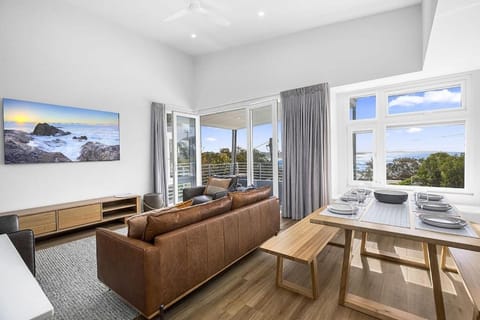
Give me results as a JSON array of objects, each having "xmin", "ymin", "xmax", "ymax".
[{"xmin": 374, "ymin": 190, "xmax": 408, "ymax": 204}]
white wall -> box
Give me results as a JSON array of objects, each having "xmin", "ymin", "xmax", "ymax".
[
  {"xmin": 423, "ymin": 0, "xmax": 480, "ymax": 73},
  {"xmin": 422, "ymin": 0, "xmax": 438, "ymax": 61},
  {"xmin": 0, "ymin": 0, "xmax": 194, "ymax": 211},
  {"xmin": 194, "ymin": 5, "xmax": 423, "ymax": 110}
]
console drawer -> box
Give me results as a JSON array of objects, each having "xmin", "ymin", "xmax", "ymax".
[
  {"xmin": 19, "ymin": 211, "xmax": 57, "ymax": 236},
  {"xmin": 58, "ymin": 204, "xmax": 101, "ymax": 230}
]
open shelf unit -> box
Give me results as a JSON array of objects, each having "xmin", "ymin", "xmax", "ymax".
[{"xmin": 0, "ymin": 195, "xmax": 141, "ymax": 238}]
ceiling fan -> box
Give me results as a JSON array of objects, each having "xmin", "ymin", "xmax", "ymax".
[{"xmin": 163, "ymin": 0, "xmax": 231, "ymax": 26}]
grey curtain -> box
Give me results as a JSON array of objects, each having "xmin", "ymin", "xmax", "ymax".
[
  {"xmin": 281, "ymin": 83, "xmax": 330, "ymax": 220},
  {"xmin": 152, "ymin": 102, "xmax": 169, "ymax": 206}
]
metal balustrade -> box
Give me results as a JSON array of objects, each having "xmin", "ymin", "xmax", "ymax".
[{"xmin": 168, "ymin": 162, "xmax": 283, "ymax": 204}]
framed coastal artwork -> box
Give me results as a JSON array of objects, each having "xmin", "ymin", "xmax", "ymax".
[{"xmin": 3, "ymin": 98, "xmax": 120, "ymax": 164}]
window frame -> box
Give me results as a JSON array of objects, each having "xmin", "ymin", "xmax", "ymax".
[
  {"xmin": 343, "ymin": 75, "xmax": 471, "ymax": 193},
  {"xmin": 348, "ymin": 93, "xmax": 378, "ymax": 122},
  {"xmin": 385, "ymin": 79, "xmax": 467, "ymax": 117}
]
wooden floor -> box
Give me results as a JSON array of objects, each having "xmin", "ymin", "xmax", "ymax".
[{"xmin": 36, "ymin": 218, "xmax": 475, "ymax": 320}]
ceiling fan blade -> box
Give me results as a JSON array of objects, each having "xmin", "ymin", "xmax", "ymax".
[
  {"xmin": 197, "ymin": 7, "xmax": 231, "ymax": 26},
  {"xmin": 163, "ymin": 8, "xmax": 190, "ymax": 22}
]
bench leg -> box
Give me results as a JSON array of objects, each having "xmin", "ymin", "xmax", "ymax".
[
  {"xmin": 310, "ymin": 258, "xmax": 319, "ymax": 299},
  {"xmin": 275, "ymin": 255, "xmax": 318, "ymax": 299},
  {"xmin": 360, "ymin": 232, "xmax": 430, "ymax": 270},
  {"xmin": 276, "ymin": 256, "xmax": 284, "ymax": 287}
]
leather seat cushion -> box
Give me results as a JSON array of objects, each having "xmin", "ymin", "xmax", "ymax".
[
  {"xmin": 144, "ymin": 197, "xmax": 233, "ymax": 242},
  {"xmin": 229, "ymin": 186, "xmax": 272, "ymax": 210}
]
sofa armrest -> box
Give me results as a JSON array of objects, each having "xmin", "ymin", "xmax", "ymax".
[
  {"xmin": 182, "ymin": 186, "xmax": 206, "ymax": 201},
  {"xmin": 7, "ymin": 230, "xmax": 35, "ymax": 276},
  {"xmin": 96, "ymin": 228, "xmax": 162, "ymax": 316}
]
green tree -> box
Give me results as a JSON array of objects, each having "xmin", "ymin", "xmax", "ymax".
[
  {"xmin": 386, "ymin": 157, "xmax": 421, "ymax": 181},
  {"xmin": 413, "ymin": 152, "xmax": 464, "ymax": 188}
]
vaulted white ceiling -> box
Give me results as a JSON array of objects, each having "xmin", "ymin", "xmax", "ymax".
[{"xmin": 63, "ymin": 0, "xmax": 420, "ymax": 55}]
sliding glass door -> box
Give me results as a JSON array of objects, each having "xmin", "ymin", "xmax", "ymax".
[
  {"xmin": 172, "ymin": 112, "xmax": 201, "ymax": 203},
  {"xmin": 198, "ymin": 99, "xmax": 282, "ymax": 203},
  {"xmin": 248, "ymin": 101, "xmax": 279, "ymax": 197}
]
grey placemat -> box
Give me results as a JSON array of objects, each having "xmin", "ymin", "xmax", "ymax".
[
  {"xmin": 319, "ymin": 206, "xmax": 361, "ymax": 220},
  {"xmin": 409, "ymin": 198, "xmax": 459, "ymax": 216},
  {"xmin": 360, "ymin": 200, "xmax": 410, "ymax": 228},
  {"xmin": 414, "ymin": 215, "xmax": 479, "ymax": 238}
]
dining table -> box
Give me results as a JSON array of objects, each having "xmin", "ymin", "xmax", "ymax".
[{"xmin": 310, "ymin": 194, "xmax": 480, "ymax": 320}]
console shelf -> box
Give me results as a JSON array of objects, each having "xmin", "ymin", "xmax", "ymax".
[{"xmin": 0, "ymin": 195, "xmax": 141, "ymax": 238}]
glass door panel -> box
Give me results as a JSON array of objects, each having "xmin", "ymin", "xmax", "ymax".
[
  {"xmin": 249, "ymin": 101, "xmax": 278, "ymax": 197},
  {"xmin": 173, "ymin": 112, "xmax": 200, "ymax": 203}
]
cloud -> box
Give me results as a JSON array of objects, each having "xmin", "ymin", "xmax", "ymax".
[
  {"xmin": 406, "ymin": 127, "xmax": 423, "ymax": 133},
  {"xmin": 388, "ymin": 89, "xmax": 461, "ymax": 108},
  {"xmin": 206, "ymin": 137, "xmax": 217, "ymax": 142}
]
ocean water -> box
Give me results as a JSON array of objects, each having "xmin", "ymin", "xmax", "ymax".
[
  {"xmin": 4, "ymin": 122, "xmax": 120, "ymax": 161},
  {"xmin": 355, "ymin": 151, "xmax": 463, "ymax": 170}
]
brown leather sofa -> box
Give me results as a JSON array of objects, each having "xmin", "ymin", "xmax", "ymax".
[{"xmin": 96, "ymin": 188, "xmax": 280, "ymax": 319}]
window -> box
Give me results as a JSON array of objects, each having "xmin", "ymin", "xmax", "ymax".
[
  {"xmin": 352, "ymin": 131, "xmax": 374, "ymax": 181},
  {"xmin": 386, "ymin": 124, "xmax": 465, "ymax": 188},
  {"xmin": 388, "ymin": 86, "xmax": 462, "ymax": 115},
  {"xmin": 342, "ymin": 78, "xmax": 468, "ymax": 190},
  {"xmin": 350, "ymin": 96, "xmax": 376, "ymax": 120}
]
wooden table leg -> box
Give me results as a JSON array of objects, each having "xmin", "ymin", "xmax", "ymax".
[
  {"xmin": 427, "ymin": 243, "xmax": 446, "ymax": 320},
  {"xmin": 440, "ymin": 246, "xmax": 458, "ymax": 273},
  {"xmin": 360, "ymin": 232, "xmax": 367, "ymax": 254},
  {"xmin": 339, "ymin": 229, "xmax": 354, "ymax": 305},
  {"xmin": 422, "ymin": 242, "xmax": 430, "ymax": 269}
]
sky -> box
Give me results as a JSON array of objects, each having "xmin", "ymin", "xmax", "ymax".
[
  {"xmin": 3, "ymin": 98, "xmax": 119, "ymax": 125},
  {"xmin": 201, "ymin": 123, "xmax": 274, "ymax": 153},
  {"xmin": 353, "ymin": 86, "xmax": 464, "ymax": 154}
]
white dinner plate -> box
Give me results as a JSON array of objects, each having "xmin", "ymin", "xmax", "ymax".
[
  {"xmin": 416, "ymin": 201, "xmax": 452, "ymax": 212},
  {"xmin": 416, "ymin": 192, "xmax": 443, "ymax": 201},
  {"xmin": 328, "ymin": 203, "xmax": 358, "ymax": 215},
  {"xmin": 419, "ymin": 213, "xmax": 467, "ymax": 229}
]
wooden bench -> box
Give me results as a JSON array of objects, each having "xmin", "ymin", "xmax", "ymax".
[
  {"xmin": 448, "ymin": 247, "xmax": 480, "ymax": 320},
  {"xmin": 259, "ymin": 212, "xmax": 340, "ymax": 299}
]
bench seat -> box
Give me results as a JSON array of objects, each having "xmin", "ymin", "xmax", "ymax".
[{"xmin": 260, "ymin": 211, "xmax": 339, "ymax": 299}]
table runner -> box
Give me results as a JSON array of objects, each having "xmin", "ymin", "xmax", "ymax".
[{"xmin": 360, "ymin": 200, "xmax": 410, "ymax": 228}]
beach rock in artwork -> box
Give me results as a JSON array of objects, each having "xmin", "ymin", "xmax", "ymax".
[
  {"xmin": 72, "ymin": 135, "xmax": 88, "ymax": 141},
  {"xmin": 4, "ymin": 130, "xmax": 71, "ymax": 163},
  {"xmin": 78, "ymin": 142, "xmax": 120, "ymax": 161},
  {"xmin": 45, "ymin": 138, "xmax": 67, "ymax": 147},
  {"xmin": 32, "ymin": 123, "xmax": 71, "ymax": 136}
]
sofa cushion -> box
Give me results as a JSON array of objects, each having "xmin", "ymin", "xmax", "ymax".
[
  {"xmin": 192, "ymin": 195, "xmax": 213, "ymax": 205},
  {"xmin": 229, "ymin": 186, "xmax": 272, "ymax": 210},
  {"xmin": 144, "ymin": 197, "xmax": 232, "ymax": 242},
  {"xmin": 127, "ymin": 207, "xmax": 178, "ymax": 240},
  {"xmin": 204, "ymin": 177, "xmax": 231, "ymax": 196}
]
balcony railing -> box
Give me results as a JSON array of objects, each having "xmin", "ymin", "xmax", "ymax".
[{"xmin": 169, "ymin": 161, "xmax": 283, "ymax": 204}]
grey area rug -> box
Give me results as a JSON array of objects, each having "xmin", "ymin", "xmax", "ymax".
[{"xmin": 36, "ymin": 229, "xmax": 138, "ymax": 320}]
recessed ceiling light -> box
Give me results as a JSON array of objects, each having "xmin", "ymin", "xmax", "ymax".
[
  {"xmin": 191, "ymin": 33, "xmax": 197, "ymax": 39},
  {"xmin": 257, "ymin": 11, "xmax": 265, "ymax": 17}
]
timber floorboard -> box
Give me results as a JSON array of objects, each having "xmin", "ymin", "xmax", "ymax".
[{"xmin": 36, "ymin": 219, "xmax": 474, "ymax": 320}]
